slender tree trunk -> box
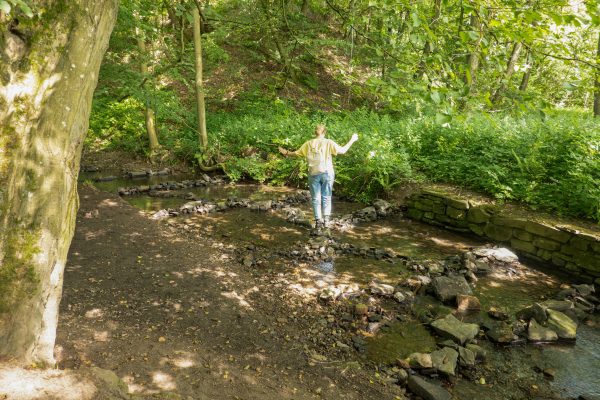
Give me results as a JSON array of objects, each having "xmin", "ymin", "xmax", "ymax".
[
  {"xmin": 594, "ymin": 31, "xmax": 600, "ymax": 117},
  {"xmin": 0, "ymin": 0, "xmax": 118, "ymax": 365},
  {"xmin": 519, "ymin": 48, "xmax": 533, "ymax": 91},
  {"xmin": 491, "ymin": 42, "xmax": 523, "ymax": 104},
  {"xmin": 135, "ymin": 28, "xmax": 160, "ymax": 152},
  {"xmin": 465, "ymin": 13, "xmax": 483, "ymax": 88},
  {"xmin": 416, "ymin": 0, "xmax": 442, "ymax": 79},
  {"xmin": 193, "ymin": 6, "xmax": 208, "ymax": 150}
]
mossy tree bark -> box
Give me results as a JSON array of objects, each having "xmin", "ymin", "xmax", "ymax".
[
  {"xmin": 594, "ymin": 31, "xmax": 600, "ymax": 117},
  {"xmin": 135, "ymin": 27, "xmax": 160, "ymax": 153},
  {"xmin": 0, "ymin": 0, "xmax": 118, "ymax": 365},
  {"xmin": 193, "ymin": 5, "xmax": 208, "ymax": 151}
]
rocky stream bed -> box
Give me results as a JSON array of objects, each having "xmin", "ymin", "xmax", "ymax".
[{"xmin": 73, "ymin": 169, "xmax": 600, "ymax": 400}]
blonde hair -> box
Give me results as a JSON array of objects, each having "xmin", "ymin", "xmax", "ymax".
[{"xmin": 314, "ymin": 124, "xmax": 327, "ymax": 137}]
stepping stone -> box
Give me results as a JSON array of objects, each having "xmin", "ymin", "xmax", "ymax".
[
  {"xmin": 546, "ymin": 309, "xmax": 577, "ymax": 339},
  {"xmin": 432, "ymin": 275, "xmax": 472, "ymax": 303},
  {"xmin": 458, "ymin": 346, "xmax": 476, "ymax": 367},
  {"xmin": 430, "ymin": 347, "xmax": 458, "ymax": 376},
  {"xmin": 430, "ymin": 313, "xmax": 479, "ymax": 345},
  {"xmin": 527, "ymin": 319, "xmax": 558, "ymax": 342},
  {"xmin": 407, "ymin": 352, "xmax": 433, "ymax": 369},
  {"xmin": 456, "ymin": 294, "xmax": 481, "ymax": 312},
  {"xmin": 407, "ymin": 375, "xmax": 452, "ymax": 400}
]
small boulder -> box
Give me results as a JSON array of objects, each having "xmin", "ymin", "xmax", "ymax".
[
  {"xmin": 457, "ymin": 346, "xmax": 476, "ymax": 367},
  {"xmin": 407, "ymin": 375, "xmax": 452, "ymax": 400},
  {"xmin": 546, "ymin": 309, "xmax": 577, "ymax": 339},
  {"xmin": 373, "ymin": 199, "xmax": 393, "ymax": 216},
  {"xmin": 407, "ymin": 352, "xmax": 433, "ymax": 369},
  {"xmin": 573, "ymin": 284, "xmax": 595, "ymax": 297},
  {"xmin": 430, "ymin": 347, "xmax": 458, "ymax": 376},
  {"xmin": 486, "ymin": 323, "xmax": 516, "ymax": 344},
  {"xmin": 369, "ymin": 281, "xmax": 395, "ymax": 296},
  {"xmin": 540, "ymin": 299, "xmax": 574, "ymax": 312},
  {"xmin": 393, "ymin": 291, "xmax": 407, "ymax": 303},
  {"xmin": 456, "ymin": 294, "xmax": 481, "ymax": 312},
  {"xmin": 432, "ymin": 275, "xmax": 472, "ymax": 303},
  {"xmin": 465, "ymin": 343, "xmax": 487, "ymax": 361},
  {"xmin": 430, "ymin": 313, "xmax": 480, "ymax": 345},
  {"xmin": 473, "ymin": 247, "xmax": 519, "ymax": 263},
  {"xmin": 516, "ymin": 303, "xmax": 547, "ymax": 323},
  {"xmin": 527, "ymin": 319, "xmax": 558, "ymax": 342}
]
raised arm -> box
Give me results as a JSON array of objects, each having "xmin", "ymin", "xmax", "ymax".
[
  {"xmin": 336, "ymin": 133, "xmax": 359, "ymax": 154},
  {"xmin": 278, "ymin": 146, "xmax": 300, "ymax": 157}
]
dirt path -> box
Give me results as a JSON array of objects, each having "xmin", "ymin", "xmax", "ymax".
[{"xmin": 56, "ymin": 185, "xmax": 403, "ymax": 399}]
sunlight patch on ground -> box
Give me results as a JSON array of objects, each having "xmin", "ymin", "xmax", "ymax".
[
  {"xmin": 159, "ymin": 351, "xmax": 197, "ymax": 369},
  {"xmin": 99, "ymin": 199, "xmax": 120, "ymax": 207},
  {"xmin": 85, "ymin": 308, "xmax": 104, "ymax": 319},
  {"xmin": 151, "ymin": 371, "xmax": 177, "ymax": 391},
  {"xmin": 122, "ymin": 375, "xmax": 149, "ymax": 394},
  {"xmin": 0, "ymin": 366, "xmax": 96, "ymax": 400},
  {"xmin": 187, "ymin": 266, "xmax": 239, "ymax": 279},
  {"xmin": 221, "ymin": 290, "xmax": 254, "ymax": 309},
  {"xmin": 93, "ymin": 330, "xmax": 110, "ymax": 342}
]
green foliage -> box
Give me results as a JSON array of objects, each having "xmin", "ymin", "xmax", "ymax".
[
  {"xmin": 87, "ymin": 98, "xmax": 146, "ymax": 154},
  {"xmin": 413, "ymin": 112, "xmax": 600, "ymax": 221}
]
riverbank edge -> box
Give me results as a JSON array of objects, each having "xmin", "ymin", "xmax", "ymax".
[{"xmin": 405, "ymin": 188, "xmax": 600, "ymax": 284}]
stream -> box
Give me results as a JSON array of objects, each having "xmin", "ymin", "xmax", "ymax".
[{"xmin": 82, "ymin": 171, "xmax": 600, "ymax": 399}]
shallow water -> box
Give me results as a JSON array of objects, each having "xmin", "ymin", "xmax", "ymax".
[
  {"xmin": 92, "ymin": 176, "xmax": 600, "ymax": 399},
  {"xmin": 343, "ymin": 215, "xmax": 483, "ymax": 259},
  {"xmin": 364, "ymin": 320, "xmax": 437, "ymax": 365}
]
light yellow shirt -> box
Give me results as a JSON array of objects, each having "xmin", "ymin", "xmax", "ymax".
[{"xmin": 295, "ymin": 138, "xmax": 342, "ymax": 176}]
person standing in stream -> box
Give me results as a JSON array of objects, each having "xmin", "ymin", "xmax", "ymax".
[{"xmin": 279, "ymin": 124, "xmax": 359, "ymax": 233}]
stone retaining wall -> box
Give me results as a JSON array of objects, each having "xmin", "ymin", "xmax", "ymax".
[{"xmin": 406, "ymin": 189, "xmax": 600, "ymax": 284}]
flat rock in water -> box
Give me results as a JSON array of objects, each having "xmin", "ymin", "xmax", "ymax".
[
  {"xmin": 432, "ymin": 275, "xmax": 472, "ymax": 303},
  {"xmin": 466, "ymin": 343, "xmax": 487, "ymax": 361},
  {"xmin": 407, "ymin": 375, "xmax": 452, "ymax": 400},
  {"xmin": 516, "ymin": 303, "xmax": 547, "ymax": 323},
  {"xmin": 473, "ymin": 247, "xmax": 518, "ymax": 263},
  {"xmin": 457, "ymin": 346, "xmax": 476, "ymax": 367},
  {"xmin": 430, "ymin": 347, "xmax": 458, "ymax": 376},
  {"xmin": 528, "ymin": 319, "xmax": 558, "ymax": 342},
  {"xmin": 430, "ymin": 313, "xmax": 479, "ymax": 345},
  {"xmin": 573, "ymin": 284, "xmax": 595, "ymax": 297},
  {"xmin": 407, "ymin": 352, "xmax": 433, "ymax": 369},
  {"xmin": 369, "ymin": 281, "xmax": 395, "ymax": 296},
  {"xmin": 486, "ymin": 323, "xmax": 516, "ymax": 344},
  {"xmin": 540, "ymin": 299, "xmax": 574, "ymax": 312},
  {"xmin": 546, "ymin": 309, "xmax": 577, "ymax": 339}
]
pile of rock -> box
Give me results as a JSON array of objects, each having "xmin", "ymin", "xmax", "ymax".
[
  {"xmin": 118, "ymin": 174, "xmax": 225, "ymax": 196},
  {"xmin": 518, "ymin": 284, "xmax": 597, "ymax": 343},
  {"xmin": 151, "ymin": 191, "xmax": 311, "ymax": 219}
]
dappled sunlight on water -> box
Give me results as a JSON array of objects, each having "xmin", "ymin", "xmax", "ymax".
[
  {"xmin": 344, "ymin": 215, "xmax": 483, "ymax": 259},
  {"xmin": 474, "ymin": 264, "xmax": 560, "ymax": 312}
]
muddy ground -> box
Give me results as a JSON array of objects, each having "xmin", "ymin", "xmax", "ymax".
[{"xmin": 56, "ymin": 185, "xmax": 406, "ymax": 399}]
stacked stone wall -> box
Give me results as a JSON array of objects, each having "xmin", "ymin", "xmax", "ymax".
[{"xmin": 406, "ymin": 190, "xmax": 600, "ymax": 283}]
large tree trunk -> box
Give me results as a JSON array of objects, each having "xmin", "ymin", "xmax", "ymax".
[
  {"xmin": 0, "ymin": 0, "xmax": 118, "ymax": 365},
  {"xmin": 135, "ymin": 27, "xmax": 160, "ymax": 152},
  {"xmin": 594, "ymin": 31, "xmax": 600, "ymax": 117},
  {"xmin": 193, "ymin": 6, "xmax": 208, "ymax": 150}
]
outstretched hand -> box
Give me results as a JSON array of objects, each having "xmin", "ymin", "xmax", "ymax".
[
  {"xmin": 278, "ymin": 146, "xmax": 288, "ymax": 156},
  {"xmin": 351, "ymin": 133, "xmax": 359, "ymax": 142}
]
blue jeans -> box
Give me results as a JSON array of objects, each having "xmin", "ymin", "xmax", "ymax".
[{"xmin": 308, "ymin": 172, "xmax": 333, "ymax": 222}]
